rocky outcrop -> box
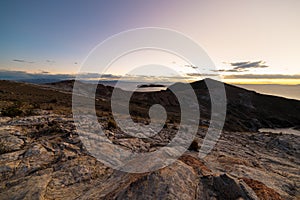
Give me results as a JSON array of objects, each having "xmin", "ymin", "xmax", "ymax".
[
  {"xmin": 0, "ymin": 80, "xmax": 299, "ymax": 199},
  {"xmin": 0, "ymin": 114, "xmax": 299, "ymax": 199}
]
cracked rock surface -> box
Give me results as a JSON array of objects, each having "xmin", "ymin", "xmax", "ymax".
[{"xmin": 0, "ymin": 114, "xmax": 298, "ymax": 200}]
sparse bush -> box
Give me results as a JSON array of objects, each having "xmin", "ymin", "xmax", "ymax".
[
  {"xmin": 0, "ymin": 142, "xmax": 9, "ymax": 154},
  {"xmin": 188, "ymin": 139, "xmax": 199, "ymax": 152},
  {"xmin": 29, "ymin": 121, "xmax": 62, "ymax": 138},
  {"xmin": 32, "ymin": 103, "xmax": 40, "ymax": 109},
  {"xmin": 49, "ymin": 99, "xmax": 58, "ymax": 103},
  {"xmin": 42, "ymin": 104, "xmax": 53, "ymax": 110},
  {"xmin": 25, "ymin": 108, "xmax": 36, "ymax": 116},
  {"xmin": 107, "ymin": 118, "xmax": 117, "ymax": 129},
  {"xmin": 168, "ymin": 119, "xmax": 174, "ymax": 124},
  {"xmin": 1, "ymin": 106, "xmax": 23, "ymax": 117},
  {"xmin": 294, "ymin": 126, "xmax": 300, "ymax": 131}
]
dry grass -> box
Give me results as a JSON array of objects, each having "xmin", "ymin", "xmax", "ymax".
[
  {"xmin": 0, "ymin": 142, "xmax": 9, "ymax": 154},
  {"xmin": 107, "ymin": 118, "xmax": 117, "ymax": 129},
  {"xmin": 242, "ymin": 178, "xmax": 283, "ymax": 200},
  {"xmin": 0, "ymin": 81, "xmax": 72, "ymax": 115}
]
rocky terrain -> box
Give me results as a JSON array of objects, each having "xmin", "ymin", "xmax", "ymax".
[
  {"xmin": 0, "ymin": 80, "xmax": 299, "ymax": 199},
  {"xmin": 46, "ymin": 79, "xmax": 300, "ymax": 132}
]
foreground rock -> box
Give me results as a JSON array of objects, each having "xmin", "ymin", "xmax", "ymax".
[{"xmin": 0, "ymin": 113, "xmax": 298, "ymax": 199}]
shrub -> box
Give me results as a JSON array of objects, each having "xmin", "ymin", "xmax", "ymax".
[
  {"xmin": 25, "ymin": 108, "xmax": 36, "ymax": 116},
  {"xmin": 1, "ymin": 106, "xmax": 23, "ymax": 117},
  {"xmin": 0, "ymin": 142, "xmax": 9, "ymax": 154},
  {"xmin": 168, "ymin": 119, "xmax": 174, "ymax": 124},
  {"xmin": 32, "ymin": 103, "xmax": 40, "ymax": 109},
  {"xmin": 46, "ymin": 105, "xmax": 53, "ymax": 110},
  {"xmin": 188, "ymin": 139, "xmax": 200, "ymax": 152},
  {"xmin": 49, "ymin": 99, "xmax": 57, "ymax": 103},
  {"xmin": 107, "ymin": 118, "xmax": 117, "ymax": 129}
]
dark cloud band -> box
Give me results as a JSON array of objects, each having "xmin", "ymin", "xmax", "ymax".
[
  {"xmin": 216, "ymin": 60, "xmax": 270, "ymax": 73},
  {"xmin": 12, "ymin": 59, "xmax": 35, "ymax": 64}
]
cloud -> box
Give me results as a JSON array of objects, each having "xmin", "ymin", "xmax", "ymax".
[
  {"xmin": 229, "ymin": 61, "xmax": 250, "ymax": 67},
  {"xmin": 12, "ymin": 59, "xmax": 35, "ymax": 64},
  {"xmin": 223, "ymin": 74, "xmax": 300, "ymax": 79},
  {"xmin": 0, "ymin": 70, "xmax": 124, "ymax": 82},
  {"xmin": 77, "ymin": 73, "xmax": 121, "ymax": 79},
  {"xmin": 186, "ymin": 73, "xmax": 219, "ymax": 77},
  {"xmin": 230, "ymin": 61, "xmax": 269, "ymax": 70},
  {"xmin": 0, "ymin": 70, "xmax": 74, "ymax": 81},
  {"xmin": 46, "ymin": 60, "xmax": 55, "ymax": 63},
  {"xmin": 214, "ymin": 60, "xmax": 270, "ymax": 73},
  {"xmin": 101, "ymin": 74, "xmax": 121, "ymax": 79},
  {"xmin": 212, "ymin": 69, "xmax": 241, "ymax": 73},
  {"xmin": 184, "ymin": 64, "xmax": 198, "ymax": 69},
  {"xmin": 0, "ymin": 70, "xmax": 33, "ymax": 80}
]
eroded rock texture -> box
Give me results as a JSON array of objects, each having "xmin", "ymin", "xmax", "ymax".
[{"xmin": 0, "ymin": 114, "xmax": 298, "ymax": 200}]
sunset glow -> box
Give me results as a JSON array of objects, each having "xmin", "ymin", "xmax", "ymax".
[{"xmin": 0, "ymin": 0, "xmax": 299, "ymax": 87}]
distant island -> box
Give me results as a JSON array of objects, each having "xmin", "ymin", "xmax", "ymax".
[{"xmin": 137, "ymin": 84, "xmax": 166, "ymax": 88}]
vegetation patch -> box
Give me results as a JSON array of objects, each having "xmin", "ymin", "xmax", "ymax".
[
  {"xmin": 0, "ymin": 142, "xmax": 10, "ymax": 154},
  {"xmin": 1, "ymin": 106, "xmax": 23, "ymax": 117},
  {"xmin": 188, "ymin": 139, "xmax": 200, "ymax": 152},
  {"xmin": 107, "ymin": 118, "xmax": 117, "ymax": 129},
  {"xmin": 242, "ymin": 178, "xmax": 283, "ymax": 200}
]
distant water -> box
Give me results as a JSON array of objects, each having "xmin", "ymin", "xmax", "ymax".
[
  {"xmin": 99, "ymin": 81, "xmax": 170, "ymax": 92},
  {"xmin": 236, "ymin": 84, "xmax": 300, "ymax": 100},
  {"xmin": 97, "ymin": 81, "xmax": 300, "ymax": 99},
  {"xmin": 259, "ymin": 128, "xmax": 300, "ymax": 136},
  {"xmin": 135, "ymin": 87, "xmax": 168, "ymax": 92}
]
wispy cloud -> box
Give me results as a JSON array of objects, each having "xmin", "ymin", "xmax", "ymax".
[
  {"xmin": 0, "ymin": 70, "xmax": 123, "ymax": 82},
  {"xmin": 77, "ymin": 73, "xmax": 121, "ymax": 79},
  {"xmin": 223, "ymin": 74, "xmax": 300, "ymax": 79},
  {"xmin": 12, "ymin": 59, "xmax": 35, "ymax": 64},
  {"xmin": 229, "ymin": 61, "xmax": 269, "ymax": 70},
  {"xmin": 186, "ymin": 73, "xmax": 219, "ymax": 77},
  {"xmin": 0, "ymin": 70, "xmax": 73, "ymax": 81},
  {"xmin": 46, "ymin": 60, "xmax": 55, "ymax": 64},
  {"xmin": 212, "ymin": 69, "xmax": 241, "ymax": 73},
  {"xmin": 214, "ymin": 60, "xmax": 270, "ymax": 73},
  {"xmin": 184, "ymin": 64, "xmax": 198, "ymax": 69}
]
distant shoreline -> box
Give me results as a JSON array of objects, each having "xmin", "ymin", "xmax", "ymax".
[{"xmin": 137, "ymin": 84, "xmax": 166, "ymax": 88}]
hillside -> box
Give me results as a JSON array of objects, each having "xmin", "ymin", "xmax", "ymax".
[{"xmin": 0, "ymin": 80, "xmax": 299, "ymax": 199}]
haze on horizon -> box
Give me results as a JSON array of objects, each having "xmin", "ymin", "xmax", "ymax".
[{"xmin": 0, "ymin": 0, "xmax": 300, "ymax": 86}]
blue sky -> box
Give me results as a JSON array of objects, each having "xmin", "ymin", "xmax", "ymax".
[
  {"xmin": 1, "ymin": 0, "xmax": 300, "ymax": 84},
  {"xmin": 0, "ymin": 0, "xmax": 139, "ymax": 71}
]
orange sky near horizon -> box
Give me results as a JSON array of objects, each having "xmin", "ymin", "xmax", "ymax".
[{"xmin": 1, "ymin": 1, "xmax": 299, "ymax": 85}]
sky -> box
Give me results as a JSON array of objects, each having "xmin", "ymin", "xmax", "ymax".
[{"xmin": 0, "ymin": 0, "xmax": 300, "ymax": 84}]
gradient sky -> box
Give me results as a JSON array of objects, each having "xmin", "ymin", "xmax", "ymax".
[{"xmin": 1, "ymin": 0, "xmax": 300, "ymax": 84}]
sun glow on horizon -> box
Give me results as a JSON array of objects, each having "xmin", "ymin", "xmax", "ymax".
[{"xmin": 223, "ymin": 78, "xmax": 300, "ymax": 85}]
